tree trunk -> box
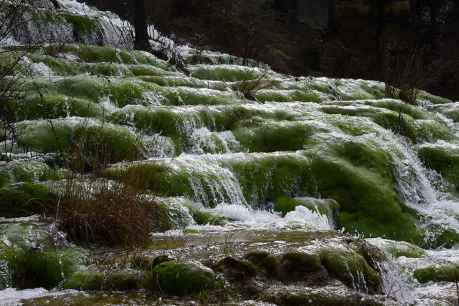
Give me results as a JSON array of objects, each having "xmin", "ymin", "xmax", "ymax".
[{"xmin": 133, "ymin": 0, "xmax": 151, "ymax": 51}]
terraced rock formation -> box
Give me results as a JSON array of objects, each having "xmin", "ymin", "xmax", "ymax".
[{"xmin": 1, "ymin": 0, "xmax": 459, "ymax": 305}]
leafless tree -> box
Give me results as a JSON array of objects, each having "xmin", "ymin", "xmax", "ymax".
[{"xmin": 0, "ymin": 0, "xmax": 31, "ymax": 157}]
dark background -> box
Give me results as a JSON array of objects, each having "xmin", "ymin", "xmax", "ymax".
[{"xmin": 87, "ymin": 0, "xmax": 459, "ymax": 100}]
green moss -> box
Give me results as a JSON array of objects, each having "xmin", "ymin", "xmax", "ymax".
[
  {"xmin": 274, "ymin": 196, "xmax": 300, "ymax": 216},
  {"xmin": 17, "ymin": 120, "xmax": 74, "ymax": 153},
  {"xmin": 105, "ymin": 271, "xmax": 141, "ymax": 291},
  {"xmin": 109, "ymin": 80, "xmax": 146, "ymax": 107},
  {"xmin": 141, "ymin": 76, "xmax": 213, "ymax": 88},
  {"xmin": 110, "ymin": 108, "xmax": 182, "ymax": 149},
  {"xmin": 413, "ymin": 120, "xmax": 453, "ymax": 143},
  {"xmin": 418, "ymin": 91, "xmax": 452, "ymax": 105},
  {"xmin": 369, "ymin": 100, "xmax": 427, "ymax": 120},
  {"xmin": 145, "ymin": 261, "xmax": 217, "ymax": 296},
  {"xmin": 18, "ymin": 94, "xmax": 102, "ymax": 120},
  {"xmin": 277, "ymin": 252, "xmax": 325, "ymax": 282},
  {"xmin": 428, "ymin": 229, "xmax": 459, "ymax": 249},
  {"xmin": 1, "ymin": 248, "xmax": 78, "ymax": 289},
  {"xmin": 387, "ymin": 243, "xmax": 425, "ymax": 258},
  {"xmin": 418, "ymin": 145, "xmax": 459, "ymax": 194},
  {"xmin": 320, "ymin": 248, "xmax": 381, "ymax": 293},
  {"xmin": 72, "ymin": 125, "xmax": 143, "ymax": 167},
  {"xmin": 255, "ymin": 89, "xmax": 321, "ymax": 103},
  {"xmin": 78, "ymin": 45, "xmax": 119, "ymax": 63},
  {"xmin": 414, "ymin": 264, "xmax": 459, "ymax": 283},
  {"xmin": 361, "ymin": 82, "xmax": 386, "ymax": 99},
  {"xmin": 244, "ymin": 251, "xmax": 278, "ymax": 277},
  {"xmin": 2, "ymin": 160, "xmax": 50, "ymax": 183},
  {"xmin": 160, "ymin": 87, "xmax": 237, "ymax": 106},
  {"xmin": 309, "ymin": 142, "xmax": 423, "ymax": 243},
  {"xmin": 17, "ymin": 120, "xmax": 142, "ymax": 165},
  {"xmin": 321, "ymin": 105, "xmax": 420, "ymax": 141},
  {"xmin": 233, "ymin": 122, "xmax": 313, "ymax": 152},
  {"xmin": 64, "ymin": 271, "xmax": 104, "ymax": 290},
  {"xmin": 63, "ymin": 14, "xmax": 97, "ymax": 35},
  {"xmin": 85, "ymin": 63, "xmax": 131, "ymax": 77},
  {"xmin": 55, "ymin": 76, "xmax": 107, "ymax": 101},
  {"xmin": 0, "ymin": 183, "xmax": 56, "ymax": 218},
  {"xmin": 191, "ymin": 65, "xmax": 261, "ymax": 82},
  {"xmin": 231, "ymin": 154, "xmax": 315, "ymax": 208},
  {"xmin": 187, "ymin": 207, "xmax": 227, "ymax": 225},
  {"xmin": 131, "ymin": 50, "xmax": 170, "ymax": 69},
  {"xmin": 107, "ymin": 163, "xmax": 191, "ymax": 198},
  {"xmin": 27, "ymin": 54, "xmax": 82, "ymax": 75},
  {"xmin": 129, "ymin": 65, "xmax": 169, "ymax": 77}
]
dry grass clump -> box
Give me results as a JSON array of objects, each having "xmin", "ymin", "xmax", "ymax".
[{"xmin": 54, "ymin": 179, "xmax": 154, "ymax": 248}]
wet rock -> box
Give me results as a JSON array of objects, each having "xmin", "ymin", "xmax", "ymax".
[
  {"xmin": 145, "ymin": 260, "xmax": 218, "ymax": 296},
  {"xmin": 319, "ymin": 248, "xmax": 382, "ymax": 294},
  {"xmin": 277, "ymin": 252, "xmax": 327, "ymax": 283},
  {"xmin": 213, "ymin": 257, "xmax": 257, "ymax": 281}
]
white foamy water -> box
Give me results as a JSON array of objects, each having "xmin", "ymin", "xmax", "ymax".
[{"xmin": 190, "ymin": 204, "xmax": 332, "ymax": 231}]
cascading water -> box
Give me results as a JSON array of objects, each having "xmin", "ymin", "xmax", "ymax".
[{"xmin": 3, "ymin": 0, "xmax": 459, "ymax": 304}]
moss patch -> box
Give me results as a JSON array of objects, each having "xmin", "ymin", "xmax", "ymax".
[
  {"xmin": 1, "ymin": 248, "xmax": 80, "ymax": 289},
  {"xmin": 418, "ymin": 145, "xmax": 459, "ymax": 194},
  {"xmin": 145, "ymin": 261, "xmax": 218, "ymax": 296},
  {"xmin": 0, "ymin": 183, "xmax": 56, "ymax": 218},
  {"xmin": 320, "ymin": 248, "xmax": 381, "ymax": 294},
  {"xmin": 414, "ymin": 264, "xmax": 459, "ymax": 283}
]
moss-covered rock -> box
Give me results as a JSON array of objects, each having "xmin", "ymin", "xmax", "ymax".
[
  {"xmin": 190, "ymin": 65, "xmax": 262, "ymax": 82},
  {"xmin": 213, "ymin": 257, "xmax": 257, "ymax": 281},
  {"xmin": 1, "ymin": 247, "xmax": 83, "ymax": 289},
  {"xmin": 414, "ymin": 264, "xmax": 459, "ymax": 283},
  {"xmin": 418, "ymin": 144, "xmax": 459, "ymax": 194},
  {"xmin": 16, "ymin": 119, "xmax": 143, "ymax": 167},
  {"xmin": 427, "ymin": 228, "xmax": 459, "ymax": 249},
  {"xmin": 0, "ymin": 183, "xmax": 56, "ymax": 218},
  {"xmin": 233, "ymin": 121, "xmax": 313, "ymax": 152},
  {"xmin": 277, "ymin": 252, "xmax": 327, "ymax": 283},
  {"xmin": 104, "ymin": 270, "xmax": 142, "ymax": 291},
  {"xmin": 244, "ymin": 251, "xmax": 278, "ymax": 277},
  {"xmin": 309, "ymin": 144, "xmax": 423, "ymax": 244},
  {"xmin": 187, "ymin": 206, "xmax": 228, "ymax": 226},
  {"xmin": 64, "ymin": 270, "xmax": 104, "ymax": 290},
  {"xmin": 320, "ymin": 248, "xmax": 382, "ymax": 294},
  {"xmin": 17, "ymin": 94, "xmax": 102, "ymax": 120},
  {"xmin": 145, "ymin": 260, "xmax": 218, "ymax": 296}
]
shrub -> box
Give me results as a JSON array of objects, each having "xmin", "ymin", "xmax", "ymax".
[{"xmin": 55, "ymin": 180, "xmax": 155, "ymax": 247}]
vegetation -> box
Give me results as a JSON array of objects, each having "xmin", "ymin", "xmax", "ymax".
[
  {"xmin": 53, "ymin": 180, "xmax": 156, "ymax": 247},
  {"xmin": 144, "ymin": 261, "xmax": 218, "ymax": 296},
  {"xmin": 1, "ymin": 248, "xmax": 80, "ymax": 289}
]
